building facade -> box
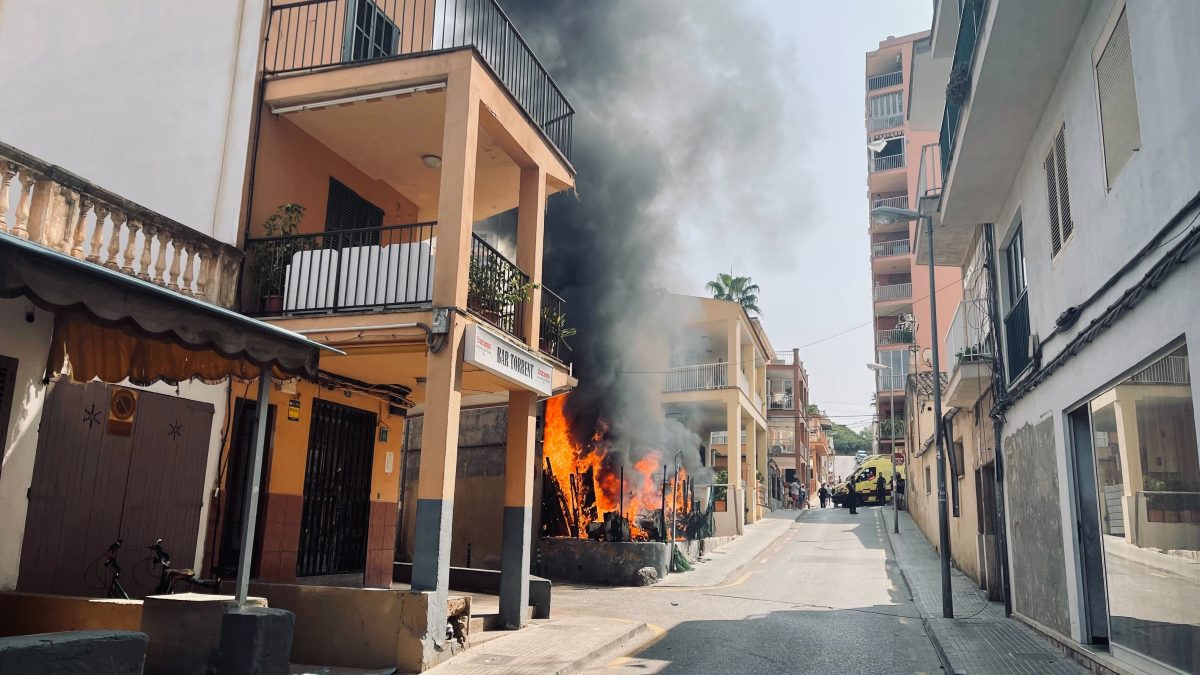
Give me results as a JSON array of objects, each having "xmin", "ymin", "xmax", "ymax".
[
  {"xmin": 911, "ymin": 2, "xmax": 1200, "ymax": 673},
  {"xmin": 766, "ymin": 349, "xmax": 821, "ymax": 501}
]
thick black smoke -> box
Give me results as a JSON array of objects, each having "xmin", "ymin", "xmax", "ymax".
[{"xmin": 503, "ymin": 1, "xmax": 806, "ymax": 475}]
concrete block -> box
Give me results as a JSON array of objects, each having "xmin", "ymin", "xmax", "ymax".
[
  {"xmin": 539, "ymin": 539, "xmax": 671, "ymax": 586},
  {"xmin": 217, "ymin": 607, "xmax": 294, "ymax": 675},
  {"xmin": 0, "ymin": 630, "xmax": 146, "ymax": 674},
  {"xmin": 140, "ymin": 593, "xmax": 266, "ymax": 675}
]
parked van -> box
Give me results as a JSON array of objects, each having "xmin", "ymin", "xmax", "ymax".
[{"xmin": 831, "ymin": 454, "xmax": 905, "ymax": 507}]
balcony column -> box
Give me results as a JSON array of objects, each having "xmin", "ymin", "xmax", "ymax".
[
  {"xmin": 499, "ymin": 390, "xmax": 536, "ymax": 628},
  {"xmin": 515, "ymin": 167, "xmax": 546, "ymax": 348},
  {"xmin": 746, "ymin": 417, "xmax": 758, "ymax": 524},
  {"xmin": 757, "ymin": 425, "xmax": 768, "ymax": 513},
  {"xmin": 412, "ymin": 62, "xmax": 480, "ymax": 645},
  {"xmin": 725, "ymin": 398, "xmax": 743, "ymax": 535}
]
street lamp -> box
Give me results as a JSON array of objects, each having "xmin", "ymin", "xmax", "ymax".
[
  {"xmin": 866, "ymin": 362, "xmax": 898, "ymax": 535},
  {"xmin": 871, "ymin": 205, "xmax": 953, "ymax": 619}
]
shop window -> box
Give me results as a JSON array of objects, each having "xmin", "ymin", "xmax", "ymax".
[{"xmin": 1087, "ymin": 344, "xmax": 1198, "ymax": 673}]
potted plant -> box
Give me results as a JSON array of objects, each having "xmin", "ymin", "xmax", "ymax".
[
  {"xmin": 540, "ymin": 305, "xmax": 577, "ymax": 356},
  {"xmin": 251, "ymin": 204, "xmax": 310, "ymax": 313},
  {"xmin": 468, "ymin": 253, "xmax": 538, "ymax": 326}
]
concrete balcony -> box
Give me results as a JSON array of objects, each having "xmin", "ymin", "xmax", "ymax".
[
  {"xmin": 874, "ymin": 282, "xmax": 912, "ymax": 302},
  {"xmin": 665, "ymin": 362, "xmax": 729, "ymax": 393},
  {"xmin": 877, "ymin": 328, "xmax": 915, "ymax": 346},
  {"xmin": 944, "ymin": 299, "xmax": 994, "ymax": 406},
  {"xmin": 872, "ymin": 153, "xmax": 905, "ymax": 172},
  {"xmin": 872, "ymin": 239, "xmax": 911, "ymax": 258},
  {"xmin": 867, "ymin": 70, "xmax": 903, "ymax": 91}
]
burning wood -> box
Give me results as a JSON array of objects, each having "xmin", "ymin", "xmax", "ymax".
[{"xmin": 541, "ymin": 394, "xmax": 709, "ymax": 543}]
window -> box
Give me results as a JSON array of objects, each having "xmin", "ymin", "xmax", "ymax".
[
  {"xmin": 1044, "ymin": 125, "xmax": 1074, "ymax": 256},
  {"xmin": 345, "ymin": 0, "xmax": 398, "ymax": 62},
  {"xmin": 325, "ymin": 178, "xmax": 384, "ymax": 247},
  {"xmin": 1095, "ymin": 7, "xmax": 1140, "ymax": 186},
  {"xmin": 876, "ymin": 349, "xmax": 909, "ymax": 391},
  {"xmin": 925, "ymin": 466, "xmax": 931, "ymax": 495},
  {"xmin": 0, "ymin": 354, "xmax": 17, "ymax": 452},
  {"xmin": 1004, "ymin": 225, "xmax": 1027, "ymax": 306},
  {"xmin": 868, "ymin": 92, "xmax": 904, "ymax": 130},
  {"xmin": 1085, "ymin": 344, "xmax": 1198, "ymax": 672}
]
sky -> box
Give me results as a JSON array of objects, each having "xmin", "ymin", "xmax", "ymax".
[{"xmin": 667, "ymin": 1, "xmax": 933, "ymax": 430}]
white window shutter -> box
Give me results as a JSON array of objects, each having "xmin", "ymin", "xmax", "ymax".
[{"xmin": 1096, "ymin": 9, "xmax": 1140, "ymax": 186}]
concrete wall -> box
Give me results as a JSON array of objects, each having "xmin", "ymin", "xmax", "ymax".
[
  {"xmin": 400, "ymin": 406, "xmax": 508, "ymax": 569},
  {"xmin": 0, "ymin": 592, "xmax": 142, "ymax": 637},
  {"xmin": 0, "ymin": 0, "xmax": 266, "ymax": 245}
]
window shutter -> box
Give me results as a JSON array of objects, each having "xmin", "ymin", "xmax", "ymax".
[
  {"xmin": 1054, "ymin": 126, "xmax": 1073, "ymax": 241},
  {"xmin": 1096, "ymin": 9, "xmax": 1140, "ymax": 186},
  {"xmin": 325, "ymin": 178, "xmax": 384, "ymax": 246},
  {"xmin": 0, "ymin": 355, "xmax": 17, "ymax": 452},
  {"xmin": 1044, "ymin": 148, "xmax": 1063, "ymax": 255}
]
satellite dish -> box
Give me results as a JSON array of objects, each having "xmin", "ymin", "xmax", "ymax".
[{"xmin": 922, "ymin": 348, "xmax": 933, "ymax": 367}]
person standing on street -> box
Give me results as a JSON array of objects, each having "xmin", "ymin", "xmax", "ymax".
[
  {"xmin": 818, "ymin": 483, "xmax": 830, "ymax": 508},
  {"xmin": 876, "ymin": 473, "xmax": 887, "ymax": 506},
  {"xmin": 847, "ymin": 481, "xmax": 858, "ymax": 514},
  {"xmin": 788, "ymin": 481, "xmax": 800, "ymax": 510}
]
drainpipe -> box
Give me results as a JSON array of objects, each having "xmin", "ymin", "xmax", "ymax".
[{"xmin": 982, "ymin": 223, "xmax": 1013, "ymax": 615}]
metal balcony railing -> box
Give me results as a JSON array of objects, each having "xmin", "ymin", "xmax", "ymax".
[
  {"xmin": 264, "ymin": 0, "xmax": 575, "ymax": 160},
  {"xmin": 872, "ymin": 195, "xmax": 909, "ymax": 210},
  {"xmin": 710, "ymin": 430, "xmax": 747, "ymax": 446},
  {"xmin": 869, "ymin": 113, "xmax": 906, "ymax": 132},
  {"xmin": 538, "ymin": 286, "xmax": 568, "ymax": 362},
  {"xmin": 877, "ymin": 328, "xmax": 915, "ymax": 346},
  {"xmin": 946, "ymin": 299, "xmax": 992, "ymax": 368},
  {"xmin": 665, "ymin": 362, "xmax": 730, "ymax": 392},
  {"xmin": 877, "ymin": 374, "xmax": 906, "ymax": 392},
  {"xmin": 1004, "ymin": 291, "xmax": 1031, "ymax": 381},
  {"xmin": 468, "ymin": 234, "xmax": 530, "ymax": 339},
  {"xmin": 867, "ymin": 70, "xmax": 903, "ymax": 91},
  {"xmin": 939, "ymin": 0, "xmax": 988, "ymax": 182},
  {"xmin": 768, "ymin": 394, "xmax": 794, "ymax": 410},
  {"xmin": 245, "ymin": 221, "xmax": 435, "ymax": 316},
  {"xmin": 874, "ymin": 282, "xmax": 912, "ymax": 302},
  {"xmin": 873, "ymin": 153, "xmax": 905, "ymax": 172},
  {"xmin": 872, "ymin": 239, "xmax": 910, "ymax": 258},
  {"xmin": 771, "ymin": 350, "xmax": 795, "ymax": 365}
]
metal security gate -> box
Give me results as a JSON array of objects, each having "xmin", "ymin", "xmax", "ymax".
[{"xmin": 296, "ymin": 399, "xmax": 376, "ymax": 577}]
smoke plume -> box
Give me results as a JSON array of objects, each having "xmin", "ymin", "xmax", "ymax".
[{"xmin": 502, "ymin": 1, "xmax": 808, "ymax": 477}]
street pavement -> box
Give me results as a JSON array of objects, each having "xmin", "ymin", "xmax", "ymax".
[{"xmin": 561, "ymin": 506, "xmax": 943, "ymax": 674}]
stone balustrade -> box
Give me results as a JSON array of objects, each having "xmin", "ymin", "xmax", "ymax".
[{"xmin": 0, "ymin": 142, "xmax": 242, "ymax": 308}]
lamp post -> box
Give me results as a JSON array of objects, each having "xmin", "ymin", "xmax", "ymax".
[
  {"xmin": 871, "ymin": 205, "xmax": 953, "ymax": 618},
  {"xmin": 867, "ymin": 362, "xmax": 898, "ymax": 534}
]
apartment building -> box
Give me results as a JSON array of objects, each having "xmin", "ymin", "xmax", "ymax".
[
  {"xmin": 0, "ymin": 0, "xmax": 579, "ymax": 670},
  {"xmin": 658, "ymin": 294, "xmax": 770, "ymax": 535},
  {"xmin": 911, "ymin": 2, "xmax": 1200, "ymax": 673},
  {"xmin": 864, "ymin": 32, "xmax": 963, "ymax": 478},
  {"xmin": 766, "ymin": 349, "xmax": 823, "ymax": 501}
]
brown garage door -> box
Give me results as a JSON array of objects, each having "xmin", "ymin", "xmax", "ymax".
[{"xmin": 17, "ymin": 380, "xmax": 214, "ymax": 598}]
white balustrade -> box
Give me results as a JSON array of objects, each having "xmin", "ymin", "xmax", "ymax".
[{"xmin": 665, "ymin": 362, "xmax": 731, "ymax": 392}]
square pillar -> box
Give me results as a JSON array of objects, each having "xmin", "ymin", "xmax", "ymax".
[
  {"xmin": 757, "ymin": 425, "xmax": 768, "ymax": 513},
  {"xmin": 499, "ymin": 390, "xmax": 537, "ymax": 628},
  {"xmin": 412, "ymin": 62, "xmax": 478, "ymax": 643},
  {"xmin": 515, "ymin": 167, "xmax": 546, "ymax": 349},
  {"xmin": 725, "ymin": 398, "xmax": 743, "ymax": 534},
  {"xmin": 746, "ymin": 417, "xmax": 758, "ymax": 524}
]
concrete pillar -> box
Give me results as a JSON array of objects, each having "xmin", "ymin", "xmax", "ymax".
[
  {"xmin": 412, "ymin": 63, "xmax": 479, "ymax": 633},
  {"xmin": 499, "ymin": 390, "xmax": 537, "ymax": 628},
  {"xmin": 725, "ymin": 398, "xmax": 743, "ymax": 534},
  {"xmin": 746, "ymin": 417, "xmax": 758, "ymax": 524},
  {"xmin": 515, "ymin": 167, "xmax": 546, "ymax": 349},
  {"xmin": 757, "ymin": 425, "xmax": 768, "ymax": 513}
]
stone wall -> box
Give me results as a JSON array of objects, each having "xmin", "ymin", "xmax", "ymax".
[{"xmin": 1002, "ymin": 418, "xmax": 1070, "ymax": 635}]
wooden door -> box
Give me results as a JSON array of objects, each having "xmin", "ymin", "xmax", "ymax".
[{"xmin": 17, "ymin": 380, "xmax": 213, "ymax": 598}]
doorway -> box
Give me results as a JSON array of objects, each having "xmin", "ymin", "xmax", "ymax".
[
  {"xmin": 217, "ymin": 398, "xmax": 276, "ymax": 574},
  {"xmin": 1068, "ymin": 405, "xmax": 1110, "ymax": 645},
  {"xmin": 297, "ymin": 399, "xmax": 376, "ymax": 577}
]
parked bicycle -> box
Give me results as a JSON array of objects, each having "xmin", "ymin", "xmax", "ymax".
[{"xmin": 98, "ymin": 538, "xmax": 231, "ymax": 598}]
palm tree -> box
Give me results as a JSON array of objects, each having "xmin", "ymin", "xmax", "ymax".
[{"xmin": 706, "ymin": 273, "xmax": 762, "ymax": 316}]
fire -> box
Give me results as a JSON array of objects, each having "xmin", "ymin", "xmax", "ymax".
[{"xmin": 541, "ymin": 393, "xmax": 697, "ymax": 542}]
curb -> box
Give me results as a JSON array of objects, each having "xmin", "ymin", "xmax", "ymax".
[
  {"xmin": 656, "ymin": 518, "xmax": 797, "ymax": 589},
  {"xmin": 878, "ymin": 509, "xmax": 962, "ymax": 675},
  {"xmin": 560, "ymin": 621, "xmax": 657, "ymax": 675}
]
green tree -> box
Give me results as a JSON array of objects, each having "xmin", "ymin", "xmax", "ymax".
[
  {"xmin": 705, "ymin": 273, "xmax": 762, "ymax": 317},
  {"xmin": 828, "ymin": 423, "xmax": 872, "ymax": 456}
]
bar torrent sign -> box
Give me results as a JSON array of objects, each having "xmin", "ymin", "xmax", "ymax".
[{"xmin": 465, "ymin": 323, "xmax": 553, "ymax": 396}]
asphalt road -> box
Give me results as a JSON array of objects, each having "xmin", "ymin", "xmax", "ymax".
[{"xmin": 557, "ymin": 506, "xmax": 943, "ymax": 674}]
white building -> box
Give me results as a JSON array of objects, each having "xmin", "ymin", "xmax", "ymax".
[
  {"xmin": 911, "ymin": 1, "xmax": 1200, "ymax": 673},
  {"xmin": 0, "ymin": 0, "xmax": 267, "ymax": 589}
]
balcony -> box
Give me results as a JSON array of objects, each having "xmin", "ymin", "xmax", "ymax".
[
  {"xmin": 872, "ymin": 153, "xmax": 905, "ymax": 172},
  {"xmin": 538, "ymin": 287, "xmax": 569, "ymax": 362},
  {"xmin": 466, "ymin": 234, "xmax": 531, "ymax": 340},
  {"xmin": 872, "ymin": 239, "xmax": 910, "ymax": 258},
  {"xmin": 939, "ymin": 0, "xmax": 986, "ymax": 183},
  {"xmin": 944, "ymin": 299, "xmax": 994, "ymax": 406},
  {"xmin": 768, "ymin": 394, "xmax": 794, "ymax": 410},
  {"xmin": 665, "ymin": 362, "xmax": 729, "ymax": 393},
  {"xmin": 877, "ymin": 374, "xmax": 906, "ymax": 392},
  {"xmin": 877, "ymin": 328, "xmax": 914, "ymax": 346},
  {"xmin": 263, "ymin": 0, "xmax": 574, "ymax": 160},
  {"xmin": 868, "ymin": 113, "xmax": 906, "ymax": 132},
  {"xmin": 867, "ymin": 70, "xmax": 903, "ymax": 91},
  {"xmin": 872, "ymin": 194, "xmax": 909, "ymax": 210},
  {"xmin": 0, "ymin": 142, "xmax": 241, "ymax": 308},
  {"xmin": 874, "ymin": 282, "xmax": 912, "ymax": 302},
  {"xmin": 710, "ymin": 430, "xmax": 747, "ymax": 447},
  {"xmin": 1004, "ymin": 291, "xmax": 1032, "ymax": 382},
  {"xmin": 244, "ymin": 221, "xmax": 436, "ymax": 316}
]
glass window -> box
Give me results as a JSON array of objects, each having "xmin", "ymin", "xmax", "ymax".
[
  {"xmin": 1005, "ymin": 225, "xmax": 1026, "ymax": 305},
  {"xmin": 1088, "ymin": 345, "xmax": 1199, "ymax": 673}
]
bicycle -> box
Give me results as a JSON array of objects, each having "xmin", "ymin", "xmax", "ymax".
[
  {"xmin": 96, "ymin": 538, "xmax": 231, "ymax": 597},
  {"xmin": 104, "ymin": 539, "xmax": 129, "ymax": 599}
]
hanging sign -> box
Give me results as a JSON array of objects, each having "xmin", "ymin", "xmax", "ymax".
[
  {"xmin": 288, "ymin": 399, "xmax": 301, "ymax": 422},
  {"xmin": 464, "ymin": 323, "xmax": 553, "ymax": 396}
]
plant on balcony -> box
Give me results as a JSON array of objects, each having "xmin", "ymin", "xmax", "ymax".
[
  {"xmin": 468, "ymin": 254, "xmax": 538, "ymax": 325},
  {"xmin": 946, "ymin": 62, "xmax": 972, "ymax": 106},
  {"xmin": 540, "ymin": 305, "xmax": 577, "ymax": 355},
  {"xmin": 251, "ymin": 203, "xmax": 310, "ymax": 313}
]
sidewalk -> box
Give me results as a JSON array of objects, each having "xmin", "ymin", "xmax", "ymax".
[
  {"xmin": 424, "ymin": 618, "xmax": 654, "ymax": 675},
  {"xmin": 655, "ymin": 509, "xmax": 800, "ymax": 588},
  {"xmin": 883, "ymin": 509, "xmax": 1086, "ymax": 675}
]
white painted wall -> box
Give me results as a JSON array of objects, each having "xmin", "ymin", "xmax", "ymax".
[
  {"xmin": 0, "ymin": 0, "xmax": 267, "ymax": 245},
  {"xmin": 984, "ymin": 0, "xmax": 1200, "ymax": 645}
]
